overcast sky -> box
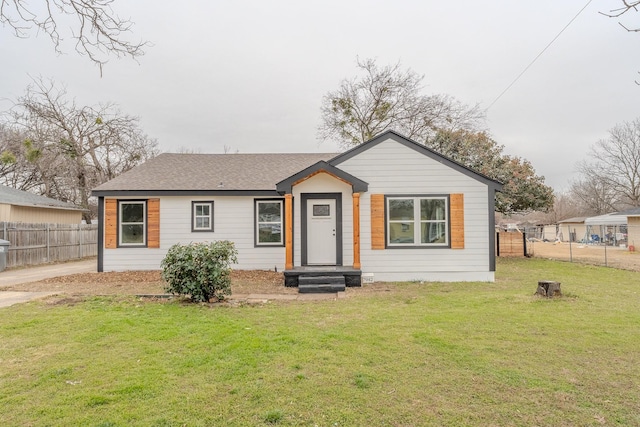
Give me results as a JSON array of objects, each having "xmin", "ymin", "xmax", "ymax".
[{"xmin": 1, "ymin": 0, "xmax": 639, "ymax": 191}]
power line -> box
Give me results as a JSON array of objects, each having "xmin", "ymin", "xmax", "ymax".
[{"xmin": 486, "ymin": 0, "xmax": 593, "ymax": 111}]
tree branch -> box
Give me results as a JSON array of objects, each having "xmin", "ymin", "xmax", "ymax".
[{"xmin": 0, "ymin": 0, "xmax": 148, "ymax": 71}]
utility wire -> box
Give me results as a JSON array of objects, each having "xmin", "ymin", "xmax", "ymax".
[{"xmin": 486, "ymin": 0, "xmax": 593, "ymax": 111}]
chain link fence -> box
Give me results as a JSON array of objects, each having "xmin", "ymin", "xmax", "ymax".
[{"xmin": 525, "ymin": 223, "xmax": 640, "ymax": 272}]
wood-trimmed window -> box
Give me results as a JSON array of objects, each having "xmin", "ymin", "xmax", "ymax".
[
  {"xmin": 192, "ymin": 201, "xmax": 214, "ymax": 232},
  {"xmin": 387, "ymin": 196, "xmax": 449, "ymax": 247},
  {"xmin": 119, "ymin": 200, "xmax": 146, "ymax": 246},
  {"xmin": 255, "ymin": 199, "xmax": 284, "ymax": 246}
]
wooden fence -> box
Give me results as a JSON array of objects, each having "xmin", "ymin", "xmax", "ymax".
[
  {"xmin": 0, "ymin": 222, "xmax": 98, "ymax": 268},
  {"xmin": 496, "ymin": 231, "xmax": 528, "ymax": 257}
]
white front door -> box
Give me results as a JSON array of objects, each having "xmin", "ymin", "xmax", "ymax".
[{"xmin": 307, "ymin": 199, "xmax": 337, "ymax": 265}]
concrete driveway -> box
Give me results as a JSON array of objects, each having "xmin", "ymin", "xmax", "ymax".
[{"xmin": 0, "ymin": 258, "xmax": 96, "ymax": 308}]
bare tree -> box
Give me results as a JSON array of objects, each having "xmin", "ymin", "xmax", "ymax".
[
  {"xmin": 570, "ymin": 176, "xmax": 619, "ymax": 215},
  {"xmin": 1, "ymin": 78, "xmax": 158, "ymax": 220},
  {"xmin": 0, "ymin": 0, "xmax": 147, "ymax": 71},
  {"xmin": 600, "ymin": 1, "xmax": 640, "ymax": 31},
  {"xmin": 318, "ymin": 58, "xmax": 485, "ymax": 148},
  {"xmin": 319, "ymin": 60, "xmax": 552, "ymax": 214},
  {"xmin": 600, "ymin": 1, "xmax": 640, "ymax": 82},
  {"xmin": 539, "ymin": 191, "xmax": 584, "ymax": 223},
  {"xmin": 577, "ymin": 118, "xmax": 640, "ymax": 211}
]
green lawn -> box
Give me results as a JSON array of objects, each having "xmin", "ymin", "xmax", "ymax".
[{"xmin": 1, "ymin": 258, "xmax": 639, "ymax": 426}]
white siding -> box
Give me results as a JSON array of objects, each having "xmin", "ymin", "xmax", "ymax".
[
  {"xmin": 102, "ymin": 196, "xmax": 284, "ymax": 271},
  {"xmin": 338, "ymin": 139, "xmax": 494, "ymax": 282}
]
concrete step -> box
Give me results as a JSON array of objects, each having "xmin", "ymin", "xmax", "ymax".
[
  {"xmin": 298, "ymin": 275, "xmax": 346, "ymax": 286},
  {"xmin": 298, "ymin": 283, "xmax": 346, "ymax": 293}
]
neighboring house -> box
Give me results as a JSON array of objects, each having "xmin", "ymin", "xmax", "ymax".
[
  {"xmin": 622, "ymin": 207, "xmax": 640, "ymax": 248},
  {"xmin": 0, "ymin": 184, "xmax": 85, "ymax": 224},
  {"xmin": 557, "ymin": 217, "xmax": 588, "ymax": 243},
  {"xmin": 92, "ymin": 131, "xmax": 503, "ymax": 283}
]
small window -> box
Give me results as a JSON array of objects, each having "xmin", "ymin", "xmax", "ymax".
[
  {"xmin": 255, "ymin": 199, "xmax": 284, "ymax": 246},
  {"xmin": 387, "ymin": 196, "xmax": 449, "ymax": 247},
  {"xmin": 312, "ymin": 204, "xmax": 330, "ymax": 217},
  {"xmin": 119, "ymin": 201, "xmax": 146, "ymax": 246},
  {"xmin": 192, "ymin": 201, "xmax": 214, "ymax": 232}
]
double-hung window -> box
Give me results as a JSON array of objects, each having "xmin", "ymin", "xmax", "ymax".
[
  {"xmin": 387, "ymin": 196, "xmax": 449, "ymax": 247},
  {"xmin": 192, "ymin": 201, "xmax": 214, "ymax": 232},
  {"xmin": 255, "ymin": 200, "xmax": 284, "ymax": 246},
  {"xmin": 119, "ymin": 201, "xmax": 146, "ymax": 246}
]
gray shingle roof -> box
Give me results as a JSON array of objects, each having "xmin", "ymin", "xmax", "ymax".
[
  {"xmin": 0, "ymin": 185, "xmax": 84, "ymax": 211},
  {"xmin": 92, "ymin": 153, "xmax": 338, "ymax": 192},
  {"xmin": 614, "ymin": 207, "xmax": 640, "ymax": 216}
]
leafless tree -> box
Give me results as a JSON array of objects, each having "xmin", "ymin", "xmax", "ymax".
[
  {"xmin": 542, "ymin": 191, "xmax": 584, "ymax": 223},
  {"xmin": 576, "ymin": 118, "xmax": 640, "ymax": 212},
  {"xmin": 570, "ymin": 176, "xmax": 619, "ymax": 215},
  {"xmin": 319, "ymin": 59, "xmax": 552, "ymax": 214},
  {"xmin": 599, "ymin": 1, "xmax": 640, "ymax": 82},
  {"xmin": 1, "ymin": 77, "xmax": 158, "ymax": 220},
  {"xmin": 0, "ymin": 0, "xmax": 147, "ymax": 71},
  {"xmin": 600, "ymin": 1, "xmax": 640, "ymax": 31},
  {"xmin": 318, "ymin": 58, "xmax": 485, "ymax": 149}
]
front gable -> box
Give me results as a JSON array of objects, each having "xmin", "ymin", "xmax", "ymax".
[
  {"xmin": 329, "ymin": 130, "xmax": 503, "ymax": 191},
  {"xmin": 276, "ymin": 161, "xmax": 368, "ymax": 194}
]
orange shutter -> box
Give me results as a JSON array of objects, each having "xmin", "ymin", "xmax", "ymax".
[
  {"xmin": 147, "ymin": 198, "xmax": 160, "ymax": 248},
  {"xmin": 450, "ymin": 193, "xmax": 464, "ymax": 249},
  {"xmin": 353, "ymin": 193, "xmax": 361, "ymax": 268},
  {"xmin": 104, "ymin": 199, "xmax": 117, "ymax": 249},
  {"xmin": 370, "ymin": 194, "xmax": 385, "ymax": 250},
  {"xmin": 285, "ymin": 194, "xmax": 293, "ymax": 269}
]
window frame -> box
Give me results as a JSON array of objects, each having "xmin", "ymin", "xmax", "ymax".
[
  {"xmin": 191, "ymin": 201, "xmax": 214, "ymax": 232},
  {"xmin": 118, "ymin": 200, "xmax": 147, "ymax": 247},
  {"xmin": 254, "ymin": 198, "xmax": 285, "ymax": 247},
  {"xmin": 386, "ymin": 195, "xmax": 450, "ymax": 248}
]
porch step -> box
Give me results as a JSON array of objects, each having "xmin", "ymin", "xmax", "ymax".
[
  {"xmin": 297, "ymin": 275, "xmax": 346, "ymax": 293},
  {"xmin": 283, "ymin": 268, "xmax": 361, "ymax": 288},
  {"xmin": 298, "ymin": 275, "xmax": 346, "ymax": 285},
  {"xmin": 298, "ymin": 283, "xmax": 346, "ymax": 293}
]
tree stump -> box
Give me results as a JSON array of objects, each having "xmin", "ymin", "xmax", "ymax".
[{"xmin": 536, "ymin": 281, "xmax": 562, "ymax": 297}]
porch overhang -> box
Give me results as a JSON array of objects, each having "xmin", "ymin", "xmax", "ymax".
[{"xmin": 276, "ymin": 161, "xmax": 368, "ymax": 194}]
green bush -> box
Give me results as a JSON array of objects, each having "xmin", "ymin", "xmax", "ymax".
[{"xmin": 161, "ymin": 241, "xmax": 238, "ymax": 302}]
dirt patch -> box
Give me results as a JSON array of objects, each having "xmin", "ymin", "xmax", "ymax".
[
  {"xmin": 4, "ymin": 269, "xmax": 297, "ymax": 296},
  {"xmin": 4, "ymin": 268, "xmax": 408, "ymax": 299},
  {"xmin": 528, "ymin": 241, "xmax": 640, "ymax": 271},
  {"xmin": 45, "ymin": 296, "xmax": 85, "ymax": 306}
]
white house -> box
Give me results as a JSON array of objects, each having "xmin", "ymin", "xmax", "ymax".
[
  {"xmin": 0, "ymin": 184, "xmax": 85, "ymax": 224},
  {"xmin": 91, "ymin": 131, "xmax": 503, "ymax": 285}
]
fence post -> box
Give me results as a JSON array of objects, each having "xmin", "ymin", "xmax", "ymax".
[
  {"xmin": 79, "ymin": 224, "xmax": 83, "ymax": 258},
  {"xmin": 569, "ymin": 238, "xmax": 573, "ymax": 263},
  {"xmin": 47, "ymin": 223, "xmax": 50, "ymax": 262}
]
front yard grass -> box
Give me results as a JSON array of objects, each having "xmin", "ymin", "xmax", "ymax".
[{"xmin": 1, "ymin": 258, "xmax": 639, "ymax": 426}]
